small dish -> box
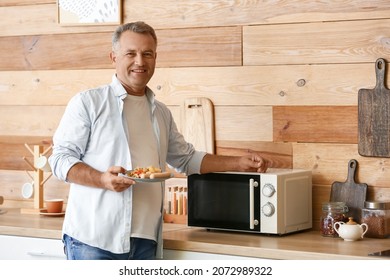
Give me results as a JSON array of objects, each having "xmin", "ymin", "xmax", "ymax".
[{"xmin": 40, "ymin": 209, "xmax": 65, "ymax": 217}]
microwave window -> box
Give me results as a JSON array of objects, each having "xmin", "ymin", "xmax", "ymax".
[{"xmin": 188, "ymin": 173, "xmax": 260, "ymax": 231}]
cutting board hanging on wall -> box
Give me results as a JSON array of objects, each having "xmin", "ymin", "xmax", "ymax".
[
  {"xmin": 330, "ymin": 159, "xmax": 367, "ymax": 223},
  {"xmin": 358, "ymin": 58, "xmax": 390, "ymax": 157},
  {"xmin": 181, "ymin": 97, "xmax": 215, "ymax": 154}
]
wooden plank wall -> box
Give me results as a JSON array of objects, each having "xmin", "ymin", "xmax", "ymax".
[{"xmin": 1, "ymin": 0, "xmax": 390, "ymax": 229}]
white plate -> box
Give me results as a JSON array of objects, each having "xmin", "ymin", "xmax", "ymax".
[{"xmin": 121, "ymin": 173, "xmax": 173, "ymax": 183}]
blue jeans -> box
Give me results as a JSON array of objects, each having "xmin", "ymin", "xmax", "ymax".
[{"xmin": 63, "ymin": 234, "xmax": 157, "ymax": 260}]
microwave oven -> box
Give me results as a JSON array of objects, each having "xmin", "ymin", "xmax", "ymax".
[{"xmin": 187, "ymin": 169, "xmax": 312, "ymax": 235}]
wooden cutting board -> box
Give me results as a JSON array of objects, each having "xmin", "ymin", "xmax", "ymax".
[
  {"xmin": 330, "ymin": 159, "xmax": 367, "ymax": 223},
  {"xmin": 181, "ymin": 97, "xmax": 215, "ymax": 153},
  {"xmin": 358, "ymin": 58, "xmax": 390, "ymax": 157}
]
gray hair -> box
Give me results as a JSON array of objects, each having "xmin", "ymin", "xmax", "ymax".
[{"xmin": 112, "ymin": 21, "xmax": 157, "ymax": 52}]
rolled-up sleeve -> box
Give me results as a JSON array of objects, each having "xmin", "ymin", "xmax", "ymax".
[{"xmin": 49, "ymin": 93, "xmax": 90, "ymax": 182}]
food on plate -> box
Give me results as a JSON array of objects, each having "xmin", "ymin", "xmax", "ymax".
[
  {"xmin": 126, "ymin": 166, "xmax": 162, "ymax": 179},
  {"xmin": 149, "ymin": 172, "xmax": 172, "ymax": 179}
]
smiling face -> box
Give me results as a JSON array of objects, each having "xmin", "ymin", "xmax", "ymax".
[{"xmin": 110, "ymin": 30, "xmax": 157, "ymax": 96}]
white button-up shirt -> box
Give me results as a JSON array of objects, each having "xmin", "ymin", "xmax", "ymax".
[{"xmin": 49, "ymin": 75, "xmax": 206, "ymax": 257}]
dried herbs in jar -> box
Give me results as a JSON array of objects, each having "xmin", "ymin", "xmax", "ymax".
[{"xmin": 321, "ymin": 202, "xmax": 348, "ymax": 237}]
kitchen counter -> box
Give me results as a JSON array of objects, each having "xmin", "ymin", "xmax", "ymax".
[{"xmin": 1, "ymin": 208, "xmax": 390, "ymax": 260}]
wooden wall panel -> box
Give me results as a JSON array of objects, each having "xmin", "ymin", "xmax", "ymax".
[
  {"xmin": 293, "ymin": 143, "xmax": 390, "ymax": 188},
  {"xmin": 215, "ymin": 106, "xmax": 272, "ymax": 142},
  {"xmin": 0, "ymin": 170, "xmax": 69, "ymax": 208},
  {"xmin": 0, "ymin": 3, "xmax": 116, "ymax": 37},
  {"xmin": 0, "ymin": 70, "xmax": 112, "ymax": 106},
  {"xmin": 125, "ymin": 0, "xmax": 390, "ymax": 29},
  {"xmin": 273, "ymin": 106, "xmax": 358, "ymax": 144},
  {"xmin": 1, "ymin": 0, "xmax": 52, "ymax": 6},
  {"xmin": 2, "ymin": 1, "xmax": 390, "ymax": 36},
  {"xmin": 150, "ymin": 64, "xmax": 377, "ymax": 106},
  {"xmin": 0, "ymin": 105, "xmax": 272, "ymax": 170},
  {"xmin": 0, "ymin": 33, "xmax": 112, "ymax": 70},
  {"xmin": 243, "ymin": 19, "xmax": 390, "ymax": 65},
  {"xmin": 216, "ymin": 141, "xmax": 293, "ymax": 169},
  {"xmin": 0, "ymin": 106, "xmax": 64, "ymax": 136},
  {"xmin": 0, "ymin": 27, "xmax": 241, "ymax": 70},
  {"xmin": 156, "ymin": 27, "xmax": 241, "ymax": 67},
  {"xmin": 3, "ymin": 63, "xmax": 384, "ymax": 107},
  {"xmin": 294, "ymin": 142, "xmax": 390, "ymax": 230},
  {"xmin": 0, "ymin": 136, "xmax": 52, "ymax": 170}
]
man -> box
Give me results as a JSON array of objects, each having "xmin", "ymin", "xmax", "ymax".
[{"xmin": 49, "ymin": 21, "xmax": 268, "ymax": 260}]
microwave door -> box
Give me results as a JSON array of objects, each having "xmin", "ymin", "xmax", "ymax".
[{"xmin": 188, "ymin": 173, "xmax": 261, "ymax": 233}]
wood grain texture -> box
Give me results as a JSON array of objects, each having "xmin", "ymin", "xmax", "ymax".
[
  {"xmin": 243, "ymin": 19, "xmax": 390, "ymax": 65},
  {"xmin": 181, "ymin": 98, "xmax": 215, "ymax": 153},
  {"xmin": 2, "ymin": 63, "xmax": 383, "ymax": 107},
  {"xmin": 214, "ymin": 106, "xmax": 273, "ymax": 141},
  {"xmin": 0, "ymin": 170, "xmax": 69, "ymax": 203},
  {"xmin": 0, "ymin": 136, "xmax": 52, "ymax": 170},
  {"xmin": 0, "ymin": 64, "xmax": 385, "ymax": 112},
  {"xmin": 0, "ymin": 105, "xmax": 272, "ymax": 170},
  {"xmin": 330, "ymin": 159, "xmax": 367, "ymax": 222},
  {"xmin": 149, "ymin": 63, "xmax": 385, "ymax": 106},
  {"xmin": 0, "ymin": 26, "xmax": 241, "ymax": 70},
  {"xmin": 124, "ymin": 0, "xmax": 390, "ymax": 29},
  {"xmin": 156, "ymin": 27, "xmax": 241, "ymax": 67},
  {"xmin": 0, "ymin": 3, "xmax": 116, "ymax": 37},
  {"xmin": 216, "ymin": 141, "xmax": 293, "ymax": 169},
  {"xmin": 0, "ymin": 106, "xmax": 65, "ymax": 136},
  {"xmin": 1, "ymin": 0, "xmax": 53, "ymax": 6},
  {"xmin": 358, "ymin": 58, "xmax": 390, "ymax": 157},
  {"xmin": 3, "ymin": 1, "xmax": 390, "ymax": 36},
  {"xmin": 273, "ymin": 106, "xmax": 358, "ymax": 144},
  {"xmin": 293, "ymin": 143, "xmax": 390, "ymax": 188},
  {"xmin": 0, "ymin": 33, "xmax": 113, "ymax": 70}
]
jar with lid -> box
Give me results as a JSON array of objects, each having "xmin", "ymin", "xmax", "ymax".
[
  {"xmin": 361, "ymin": 201, "xmax": 390, "ymax": 238},
  {"xmin": 320, "ymin": 202, "xmax": 349, "ymax": 237}
]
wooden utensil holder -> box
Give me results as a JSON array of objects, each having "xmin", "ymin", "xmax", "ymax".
[{"xmin": 21, "ymin": 144, "xmax": 52, "ymax": 215}]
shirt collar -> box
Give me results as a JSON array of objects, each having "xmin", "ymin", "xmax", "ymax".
[{"xmin": 111, "ymin": 74, "xmax": 155, "ymax": 104}]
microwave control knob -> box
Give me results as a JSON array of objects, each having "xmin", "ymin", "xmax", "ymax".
[
  {"xmin": 262, "ymin": 183, "xmax": 275, "ymax": 197},
  {"xmin": 262, "ymin": 202, "xmax": 275, "ymax": 217}
]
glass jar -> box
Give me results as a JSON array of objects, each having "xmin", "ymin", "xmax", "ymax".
[
  {"xmin": 361, "ymin": 201, "xmax": 390, "ymax": 238},
  {"xmin": 320, "ymin": 202, "xmax": 349, "ymax": 237}
]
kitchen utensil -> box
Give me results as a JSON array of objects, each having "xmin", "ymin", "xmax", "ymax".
[
  {"xmin": 181, "ymin": 97, "xmax": 215, "ymax": 153},
  {"xmin": 330, "ymin": 159, "xmax": 367, "ymax": 222},
  {"xmin": 358, "ymin": 58, "xmax": 390, "ymax": 157}
]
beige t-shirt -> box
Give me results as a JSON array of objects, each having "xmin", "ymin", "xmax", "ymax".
[{"xmin": 123, "ymin": 94, "xmax": 162, "ymax": 241}]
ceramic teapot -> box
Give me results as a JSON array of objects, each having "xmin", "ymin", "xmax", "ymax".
[{"xmin": 334, "ymin": 217, "xmax": 368, "ymax": 241}]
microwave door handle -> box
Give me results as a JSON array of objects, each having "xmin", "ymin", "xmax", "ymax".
[{"xmin": 249, "ymin": 179, "xmax": 258, "ymax": 229}]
